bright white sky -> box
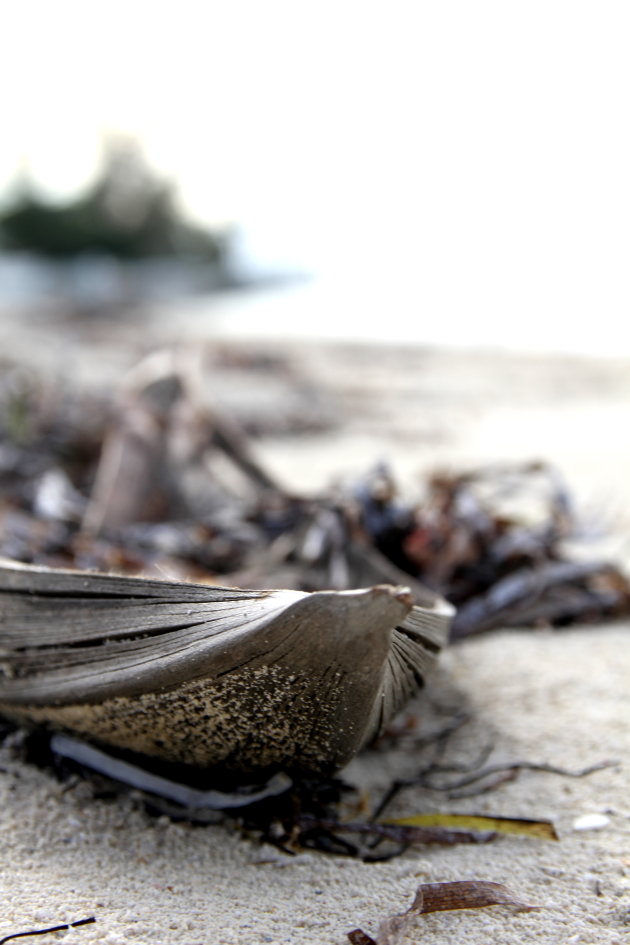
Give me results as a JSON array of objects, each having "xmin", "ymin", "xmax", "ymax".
[{"xmin": 1, "ymin": 1, "xmax": 630, "ymax": 352}]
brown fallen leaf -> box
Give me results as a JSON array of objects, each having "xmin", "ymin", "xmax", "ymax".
[
  {"xmin": 348, "ymin": 880, "xmax": 539, "ymax": 944},
  {"xmin": 410, "ymin": 880, "xmax": 538, "ymax": 914}
]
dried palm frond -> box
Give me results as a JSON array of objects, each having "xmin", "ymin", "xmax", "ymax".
[{"xmin": 0, "ymin": 559, "xmax": 452, "ymax": 776}]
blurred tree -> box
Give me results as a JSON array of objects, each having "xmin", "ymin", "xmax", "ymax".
[{"xmin": 0, "ymin": 139, "xmax": 227, "ymax": 262}]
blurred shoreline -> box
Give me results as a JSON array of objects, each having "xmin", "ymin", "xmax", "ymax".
[
  {"xmin": 165, "ymin": 280, "xmax": 630, "ymax": 359},
  {"xmin": 1, "ymin": 252, "xmax": 629, "ymax": 359},
  {"xmin": 1, "ymin": 300, "xmax": 629, "ymax": 543}
]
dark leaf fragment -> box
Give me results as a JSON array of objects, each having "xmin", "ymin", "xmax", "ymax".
[
  {"xmin": 347, "ymin": 931, "xmax": 377, "ymax": 945},
  {"xmin": 298, "ymin": 815, "xmax": 498, "ymax": 849}
]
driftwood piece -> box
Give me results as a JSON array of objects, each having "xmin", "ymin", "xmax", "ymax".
[
  {"xmin": 0, "ymin": 559, "xmax": 452, "ymax": 776},
  {"xmin": 81, "ymin": 349, "xmax": 281, "ymax": 536}
]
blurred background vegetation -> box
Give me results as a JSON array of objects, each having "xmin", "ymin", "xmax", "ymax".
[{"xmin": 0, "ymin": 138, "xmax": 227, "ymax": 263}]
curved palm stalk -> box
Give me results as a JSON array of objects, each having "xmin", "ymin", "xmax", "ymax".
[{"xmin": 0, "ymin": 559, "xmax": 453, "ymax": 775}]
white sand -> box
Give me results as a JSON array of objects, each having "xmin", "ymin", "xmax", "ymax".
[
  {"xmin": 1, "ymin": 316, "xmax": 629, "ymax": 943},
  {"xmin": 1, "ymin": 626, "xmax": 628, "ymax": 944}
]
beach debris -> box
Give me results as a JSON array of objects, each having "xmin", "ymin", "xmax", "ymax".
[
  {"xmin": 0, "ymin": 917, "xmax": 95, "ymax": 945},
  {"xmin": 0, "ymin": 558, "xmax": 451, "ymax": 776},
  {"xmin": 224, "ymin": 741, "xmax": 564, "ymax": 859},
  {"xmin": 38, "ymin": 727, "xmax": 554, "ymax": 853},
  {"xmin": 356, "ymin": 461, "xmax": 630, "ymax": 637},
  {"xmin": 49, "ymin": 732, "xmax": 294, "ymax": 811},
  {"xmin": 383, "ymin": 811, "xmax": 558, "ymax": 840},
  {"xmin": 347, "ymin": 880, "xmax": 539, "ymax": 943},
  {"xmin": 295, "ymin": 815, "xmax": 499, "ymax": 853},
  {"xmin": 572, "ymin": 812, "xmax": 611, "ymax": 831},
  {"xmin": 347, "ymin": 931, "xmax": 378, "ymax": 945},
  {"xmin": 1, "ymin": 354, "xmax": 628, "ymax": 636},
  {"xmin": 365, "ymin": 703, "xmax": 620, "ymax": 820},
  {"xmin": 370, "ymin": 751, "xmax": 619, "ymax": 822},
  {"xmin": 276, "ymin": 806, "xmax": 557, "ymax": 862},
  {"xmin": 81, "ymin": 349, "xmax": 281, "ymax": 536}
]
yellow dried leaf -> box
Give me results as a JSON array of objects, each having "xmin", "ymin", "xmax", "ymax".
[{"xmin": 385, "ymin": 812, "xmax": 558, "ymax": 840}]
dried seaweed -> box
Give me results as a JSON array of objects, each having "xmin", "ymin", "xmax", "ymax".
[
  {"xmin": 1, "ymin": 355, "xmax": 628, "ymax": 636},
  {"xmin": 11, "ymin": 726, "xmax": 509, "ymax": 858},
  {"xmin": 32, "ymin": 724, "xmax": 568, "ymax": 858},
  {"xmin": 370, "ymin": 738, "xmax": 619, "ymax": 820}
]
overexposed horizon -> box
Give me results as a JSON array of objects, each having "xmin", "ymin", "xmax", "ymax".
[
  {"xmin": 1, "ymin": 1, "xmax": 630, "ymax": 356},
  {"xmin": 152, "ymin": 277, "xmax": 628, "ymax": 359}
]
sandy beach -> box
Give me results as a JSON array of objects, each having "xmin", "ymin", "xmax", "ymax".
[{"xmin": 1, "ymin": 309, "xmax": 629, "ymax": 944}]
